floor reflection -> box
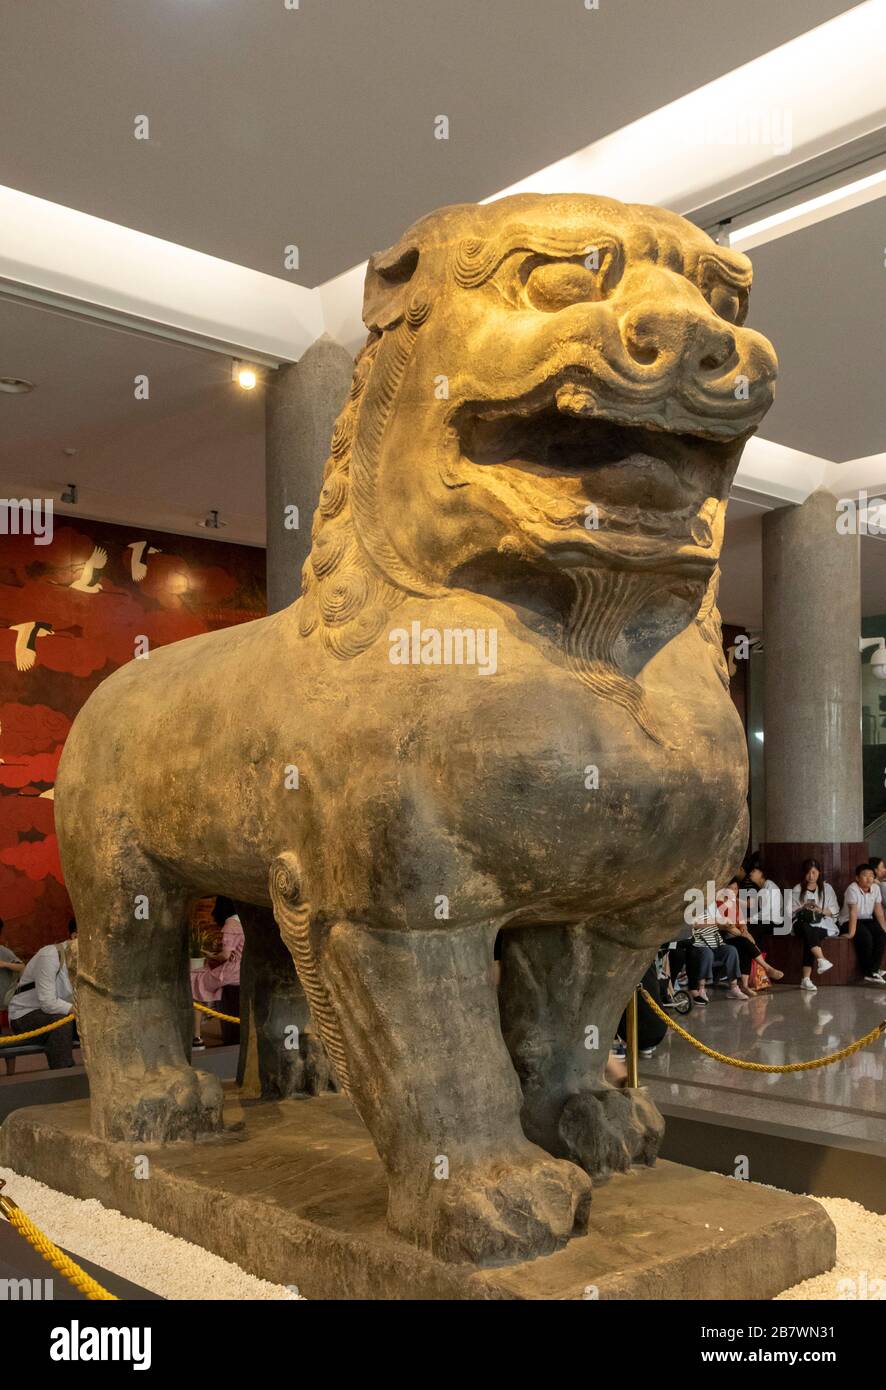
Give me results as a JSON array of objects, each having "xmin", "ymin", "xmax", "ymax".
[{"xmin": 640, "ymin": 983, "xmax": 886, "ymax": 1143}]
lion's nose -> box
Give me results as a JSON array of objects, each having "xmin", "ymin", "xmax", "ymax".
[
  {"xmin": 689, "ymin": 319, "xmax": 737, "ymax": 374},
  {"xmin": 623, "ymin": 309, "xmax": 736, "ymax": 374}
]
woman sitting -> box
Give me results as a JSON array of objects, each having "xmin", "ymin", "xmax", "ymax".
[
  {"xmin": 691, "ymin": 887, "xmax": 747, "ymax": 1001},
  {"xmin": 716, "ymin": 876, "xmax": 784, "ymax": 996},
  {"xmin": 791, "ymin": 858, "xmax": 836, "ymax": 992},
  {"xmin": 667, "ymin": 933, "xmax": 716, "ymax": 1005}
]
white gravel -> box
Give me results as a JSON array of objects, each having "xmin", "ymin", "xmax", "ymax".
[
  {"xmin": 0, "ymin": 1165, "xmax": 300, "ymax": 1300},
  {"xmin": 3, "ymin": 1163, "xmax": 880, "ymax": 1299},
  {"xmin": 777, "ymin": 1194, "xmax": 886, "ymax": 1300}
]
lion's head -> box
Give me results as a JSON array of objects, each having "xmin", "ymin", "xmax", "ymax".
[{"xmin": 298, "ymin": 194, "xmax": 776, "ymax": 736}]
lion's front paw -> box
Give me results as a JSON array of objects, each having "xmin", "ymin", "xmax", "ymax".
[
  {"xmin": 558, "ymin": 1086, "xmax": 664, "ymax": 1181},
  {"xmin": 390, "ymin": 1144, "xmax": 592, "ymax": 1266}
]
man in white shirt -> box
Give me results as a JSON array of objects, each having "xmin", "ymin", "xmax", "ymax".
[
  {"xmin": 8, "ymin": 923, "xmax": 77, "ymax": 1068},
  {"xmin": 839, "ymin": 866, "xmax": 886, "ymax": 985}
]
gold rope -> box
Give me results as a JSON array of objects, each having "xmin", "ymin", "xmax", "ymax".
[
  {"xmin": 640, "ymin": 987, "xmax": 886, "ymax": 1073},
  {"xmin": 193, "ymin": 1001, "xmax": 240, "ymax": 1024},
  {"xmin": 0, "ymin": 1180, "xmax": 116, "ymax": 1300},
  {"xmin": 0, "ymin": 1014, "xmax": 75, "ymax": 1044}
]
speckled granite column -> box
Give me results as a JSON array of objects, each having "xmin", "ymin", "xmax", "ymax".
[
  {"xmin": 761, "ymin": 487, "xmax": 865, "ymax": 889},
  {"xmin": 265, "ymin": 334, "xmax": 353, "ymax": 613}
]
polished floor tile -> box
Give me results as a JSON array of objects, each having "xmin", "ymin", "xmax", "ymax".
[{"xmin": 639, "ymin": 983, "xmax": 886, "ymax": 1141}]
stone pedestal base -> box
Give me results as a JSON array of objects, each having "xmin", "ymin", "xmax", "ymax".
[{"xmin": 1, "ymin": 1089, "xmax": 835, "ymax": 1300}]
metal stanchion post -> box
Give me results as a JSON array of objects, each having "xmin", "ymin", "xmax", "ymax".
[{"xmin": 625, "ymin": 989, "xmax": 639, "ymax": 1088}]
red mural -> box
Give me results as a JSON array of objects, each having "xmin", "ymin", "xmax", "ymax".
[{"xmin": 0, "ymin": 519, "xmax": 265, "ymax": 957}]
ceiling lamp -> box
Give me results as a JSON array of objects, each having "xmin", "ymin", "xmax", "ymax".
[
  {"xmin": 728, "ymin": 166, "xmax": 886, "ymax": 253},
  {"xmin": 0, "ymin": 377, "xmax": 35, "ymax": 394}
]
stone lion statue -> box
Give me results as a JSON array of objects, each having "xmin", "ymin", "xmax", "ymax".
[{"xmin": 55, "ymin": 193, "xmax": 776, "ymax": 1266}]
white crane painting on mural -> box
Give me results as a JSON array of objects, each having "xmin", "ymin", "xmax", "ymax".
[{"xmin": 126, "ymin": 540, "xmax": 161, "ymax": 583}]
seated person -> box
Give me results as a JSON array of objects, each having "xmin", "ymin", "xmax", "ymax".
[
  {"xmin": 792, "ymin": 858, "xmax": 840, "ymax": 934},
  {"xmin": 0, "ymin": 918, "xmax": 26, "ymax": 1076},
  {"xmin": 839, "ymin": 865, "xmax": 886, "ymax": 984},
  {"xmin": 716, "ymin": 876, "xmax": 784, "ymax": 995},
  {"xmin": 745, "ymin": 863, "xmax": 786, "ymax": 933},
  {"xmin": 7, "ymin": 921, "xmax": 77, "ymax": 1069},
  {"xmin": 0, "ymin": 917, "xmax": 25, "ymax": 1008},
  {"xmin": 791, "ymin": 858, "xmax": 837, "ymax": 992},
  {"xmin": 692, "ymin": 894, "xmax": 747, "ymax": 1001},
  {"xmin": 668, "ymin": 934, "xmax": 713, "ymax": 1005}
]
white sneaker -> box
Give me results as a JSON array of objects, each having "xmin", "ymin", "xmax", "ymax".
[
  {"xmin": 863, "ymin": 975, "xmax": 886, "ymax": 985},
  {"xmin": 800, "ymin": 978, "xmax": 817, "ymax": 992},
  {"xmin": 816, "ymin": 958, "xmax": 834, "ymax": 975}
]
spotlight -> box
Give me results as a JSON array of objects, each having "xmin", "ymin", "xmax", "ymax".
[
  {"xmin": 0, "ymin": 377, "xmax": 34, "ymax": 394},
  {"xmin": 232, "ymin": 361, "xmax": 258, "ymax": 391},
  {"xmin": 60, "ymin": 483, "xmax": 78, "ymax": 505},
  {"xmin": 198, "ymin": 509, "xmax": 227, "ymax": 531}
]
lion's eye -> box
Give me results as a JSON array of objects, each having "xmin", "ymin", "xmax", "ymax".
[
  {"xmin": 707, "ymin": 284, "xmax": 747, "ymax": 326},
  {"xmin": 524, "ymin": 259, "xmax": 610, "ymax": 312}
]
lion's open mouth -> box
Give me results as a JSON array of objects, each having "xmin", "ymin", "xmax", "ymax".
[{"xmin": 456, "ymin": 389, "xmax": 741, "ymax": 574}]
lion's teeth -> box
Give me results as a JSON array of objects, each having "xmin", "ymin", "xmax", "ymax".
[{"xmin": 555, "ymin": 384, "xmax": 597, "ymax": 417}]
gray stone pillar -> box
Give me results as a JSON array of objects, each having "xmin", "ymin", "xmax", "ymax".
[
  {"xmin": 265, "ymin": 333, "xmax": 353, "ymax": 613},
  {"xmin": 761, "ymin": 486, "xmax": 865, "ymax": 887}
]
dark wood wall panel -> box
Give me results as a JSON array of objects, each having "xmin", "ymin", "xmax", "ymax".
[{"xmin": 760, "ymin": 841, "xmax": 870, "ymax": 896}]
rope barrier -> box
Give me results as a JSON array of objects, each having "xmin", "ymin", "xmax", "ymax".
[
  {"xmin": 0, "ymin": 1014, "xmax": 75, "ymax": 1044},
  {"xmin": 0, "ymin": 1004, "xmax": 239, "ymax": 1039},
  {"xmin": 193, "ymin": 1001, "xmax": 240, "ymax": 1024},
  {"xmin": 640, "ymin": 987, "xmax": 886, "ymax": 1073},
  {"xmin": 0, "ymin": 1179, "xmax": 116, "ymax": 1300}
]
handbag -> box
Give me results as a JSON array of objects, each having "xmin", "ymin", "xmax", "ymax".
[
  {"xmin": 793, "ymin": 906, "xmax": 823, "ymax": 932},
  {"xmin": 750, "ymin": 955, "xmax": 771, "ymax": 991}
]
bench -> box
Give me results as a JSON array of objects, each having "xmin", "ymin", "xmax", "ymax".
[
  {"xmin": 759, "ymin": 931, "xmax": 862, "ymax": 986},
  {"xmin": 0, "ymin": 1040, "xmax": 47, "ymax": 1074}
]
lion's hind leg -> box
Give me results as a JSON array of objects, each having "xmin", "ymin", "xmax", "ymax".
[{"xmin": 498, "ymin": 923, "xmax": 664, "ymax": 1181}]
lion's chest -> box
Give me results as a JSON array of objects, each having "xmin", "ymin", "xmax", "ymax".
[{"xmin": 321, "ymin": 632, "xmax": 747, "ymax": 927}]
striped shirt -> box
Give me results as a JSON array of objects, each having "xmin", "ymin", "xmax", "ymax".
[{"xmin": 693, "ymin": 924, "xmax": 723, "ymax": 949}]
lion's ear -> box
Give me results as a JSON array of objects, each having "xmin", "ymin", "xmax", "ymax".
[{"xmin": 363, "ymin": 239, "xmax": 420, "ymax": 332}]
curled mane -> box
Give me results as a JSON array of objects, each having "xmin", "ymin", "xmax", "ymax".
[{"xmin": 296, "ymin": 332, "xmax": 405, "ymax": 660}]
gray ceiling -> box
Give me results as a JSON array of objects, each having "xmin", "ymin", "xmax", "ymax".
[
  {"xmin": 0, "ymin": 0, "xmax": 858, "ymax": 285},
  {"xmin": 0, "ymin": 299, "xmax": 265, "ymax": 544},
  {"xmin": 1, "ymin": 0, "xmax": 881, "ymax": 622}
]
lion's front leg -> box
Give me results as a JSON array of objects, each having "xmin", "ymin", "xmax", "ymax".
[
  {"xmin": 498, "ymin": 923, "xmax": 664, "ymax": 1181},
  {"xmin": 321, "ymin": 919, "xmax": 591, "ymax": 1265}
]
